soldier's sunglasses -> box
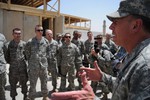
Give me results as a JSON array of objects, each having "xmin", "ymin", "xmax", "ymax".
[
  {"xmin": 36, "ymin": 29, "xmax": 43, "ymax": 32},
  {"xmin": 65, "ymin": 36, "xmax": 71, "ymax": 38}
]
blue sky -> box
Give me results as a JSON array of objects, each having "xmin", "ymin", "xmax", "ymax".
[{"xmin": 48, "ymin": 0, "xmax": 120, "ymax": 33}]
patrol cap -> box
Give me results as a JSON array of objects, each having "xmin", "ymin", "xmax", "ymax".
[
  {"xmin": 107, "ymin": 0, "xmax": 150, "ymax": 21},
  {"xmin": 94, "ymin": 35, "xmax": 103, "ymax": 39}
]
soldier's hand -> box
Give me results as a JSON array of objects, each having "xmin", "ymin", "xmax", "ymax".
[
  {"xmin": 50, "ymin": 71, "xmax": 95, "ymax": 100},
  {"xmin": 91, "ymin": 48, "xmax": 100, "ymax": 58},
  {"xmin": 80, "ymin": 61, "xmax": 103, "ymax": 82}
]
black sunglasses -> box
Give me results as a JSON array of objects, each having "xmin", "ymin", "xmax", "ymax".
[
  {"xmin": 36, "ymin": 29, "xmax": 43, "ymax": 32},
  {"xmin": 65, "ymin": 36, "xmax": 71, "ymax": 38}
]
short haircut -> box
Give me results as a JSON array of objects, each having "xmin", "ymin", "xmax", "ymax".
[
  {"xmin": 73, "ymin": 30, "xmax": 78, "ymax": 35},
  {"xmin": 35, "ymin": 25, "xmax": 42, "ymax": 31},
  {"xmin": 13, "ymin": 28, "xmax": 21, "ymax": 33},
  {"xmin": 65, "ymin": 33, "xmax": 71, "ymax": 36},
  {"xmin": 132, "ymin": 14, "xmax": 150, "ymax": 33},
  {"xmin": 87, "ymin": 31, "xmax": 92, "ymax": 35}
]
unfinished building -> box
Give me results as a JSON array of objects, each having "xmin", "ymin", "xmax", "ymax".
[{"xmin": 0, "ymin": 0, "xmax": 91, "ymax": 41}]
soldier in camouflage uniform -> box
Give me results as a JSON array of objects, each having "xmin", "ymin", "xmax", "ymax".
[
  {"xmin": 5, "ymin": 28, "xmax": 28, "ymax": 100},
  {"xmin": 0, "ymin": 33, "xmax": 7, "ymax": 100},
  {"xmin": 58, "ymin": 33, "xmax": 83, "ymax": 91},
  {"xmin": 84, "ymin": 31, "xmax": 94, "ymax": 67},
  {"xmin": 104, "ymin": 33, "xmax": 118, "ymax": 55},
  {"xmin": 71, "ymin": 30, "xmax": 85, "ymax": 58},
  {"xmin": 71, "ymin": 30, "xmax": 85, "ymax": 89},
  {"xmin": 45, "ymin": 29, "xmax": 59, "ymax": 92},
  {"xmin": 48, "ymin": 0, "xmax": 150, "ymax": 100},
  {"xmin": 88, "ymin": 35, "xmax": 114, "ymax": 100},
  {"xmin": 80, "ymin": 0, "xmax": 150, "ymax": 100},
  {"xmin": 25, "ymin": 25, "xmax": 49, "ymax": 100}
]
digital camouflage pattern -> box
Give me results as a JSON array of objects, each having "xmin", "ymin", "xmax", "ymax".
[
  {"xmin": 47, "ymin": 39, "xmax": 59, "ymax": 90},
  {"xmin": 25, "ymin": 37, "xmax": 49, "ymax": 99},
  {"xmin": 0, "ymin": 33, "xmax": 7, "ymax": 100},
  {"xmin": 5, "ymin": 40, "xmax": 28, "ymax": 98},
  {"xmin": 102, "ymin": 39, "xmax": 150, "ymax": 100},
  {"xmin": 58, "ymin": 42, "xmax": 82, "ymax": 91}
]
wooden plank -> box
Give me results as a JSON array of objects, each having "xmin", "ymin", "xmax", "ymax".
[
  {"xmin": 0, "ymin": 2, "xmax": 58, "ymax": 17},
  {"xmin": 64, "ymin": 25, "xmax": 90, "ymax": 31}
]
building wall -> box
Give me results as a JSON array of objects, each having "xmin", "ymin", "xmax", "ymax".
[
  {"xmin": 54, "ymin": 15, "xmax": 64, "ymax": 36},
  {"xmin": 23, "ymin": 14, "xmax": 39, "ymax": 41},
  {"xmin": 0, "ymin": 8, "xmax": 39, "ymax": 41},
  {"xmin": 0, "ymin": 9, "xmax": 3, "ymax": 34},
  {"xmin": 3, "ymin": 10, "xmax": 23, "ymax": 41}
]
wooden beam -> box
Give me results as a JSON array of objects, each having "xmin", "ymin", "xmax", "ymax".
[
  {"xmin": 47, "ymin": 3, "xmax": 57, "ymax": 11},
  {"xmin": 23, "ymin": 0, "xmax": 33, "ymax": 6},
  {"xmin": 33, "ymin": 1, "xmax": 42, "ymax": 7},
  {"xmin": 0, "ymin": 2, "xmax": 58, "ymax": 17},
  {"xmin": 50, "ymin": 0, "xmax": 57, "ymax": 11},
  {"xmin": 31, "ymin": 0, "xmax": 34, "ymax": 7},
  {"xmin": 7, "ymin": 0, "xmax": 11, "ymax": 9},
  {"xmin": 50, "ymin": 17, "xmax": 53, "ymax": 31},
  {"xmin": 43, "ymin": 0, "xmax": 47, "ymax": 12},
  {"xmin": 40, "ymin": 15, "xmax": 42, "ymax": 25},
  {"xmin": 20, "ymin": 0, "xmax": 30, "ymax": 6},
  {"xmin": 58, "ymin": 0, "xmax": 60, "ymax": 16},
  {"xmin": 64, "ymin": 25, "xmax": 90, "ymax": 31}
]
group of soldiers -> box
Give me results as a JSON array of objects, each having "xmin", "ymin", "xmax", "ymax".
[{"xmin": 0, "ymin": 24, "xmax": 127, "ymax": 100}]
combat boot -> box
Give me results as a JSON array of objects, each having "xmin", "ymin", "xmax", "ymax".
[
  {"xmin": 12, "ymin": 97, "xmax": 16, "ymax": 100},
  {"xmin": 42, "ymin": 96, "xmax": 49, "ymax": 100},
  {"xmin": 23, "ymin": 94, "xmax": 27, "ymax": 100},
  {"xmin": 25, "ymin": 97, "xmax": 35, "ymax": 100}
]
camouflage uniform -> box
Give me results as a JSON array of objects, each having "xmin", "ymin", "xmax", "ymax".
[
  {"xmin": 103, "ymin": 0, "xmax": 150, "ymax": 99},
  {"xmin": 102, "ymin": 39, "xmax": 150, "ymax": 100},
  {"xmin": 105, "ymin": 39, "xmax": 118, "ymax": 55},
  {"xmin": 88, "ymin": 49, "xmax": 114, "ymax": 94},
  {"xmin": 0, "ymin": 33, "xmax": 7, "ymax": 100},
  {"xmin": 84, "ymin": 39, "xmax": 94, "ymax": 67},
  {"xmin": 25, "ymin": 37, "xmax": 49, "ymax": 99},
  {"xmin": 47, "ymin": 39, "xmax": 59, "ymax": 90},
  {"xmin": 71, "ymin": 38, "xmax": 85, "ymax": 89},
  {"xmin": 58, "ymin": 42, "xmax": 82, "ymax": 91},
  {"xmin": 71, "ymin": 38, "xmax": 85, "ymax": 57},
  {"xmin": 5, "ymin": 40, "xmax": 28, "ymax": 99}
]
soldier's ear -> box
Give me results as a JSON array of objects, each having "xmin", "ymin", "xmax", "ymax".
[{"xmin": 132, "ymin": 19, "xmax": 142, "ymax": 33}]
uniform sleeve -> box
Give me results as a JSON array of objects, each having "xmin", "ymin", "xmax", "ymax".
[
  {"xmin": 102, "ymin": 72, "xmax": 116, "ymax": 91},
  {"xmin": 81, "ymin": 41, "xmax": 85, "ymax": 55},
  {"xmin": 57, "ymin": 46, "xmax": 62, "ymax": 66},
  {"xmin": 24, "ymin": 41, "xmax": 31, "ymax": 60},
  {"xmin": 3, "ymin": 42, "xmax": 10, "ymax": 63},
  {"xmin": 75, "ymin": 46, "xmax": 83, "ymax": 70}
]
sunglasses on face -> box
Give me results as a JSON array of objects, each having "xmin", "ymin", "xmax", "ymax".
[
  {"xmin": 36, "ymin": 29, "xmax": 43, "ymax": 32},
  {"xmin": 14, "ymin": 32, "xmax": 21, "ymax": 35},
  {"xmin": 65, "ymin": 36, "xmax": 71, "ymax": 38}
]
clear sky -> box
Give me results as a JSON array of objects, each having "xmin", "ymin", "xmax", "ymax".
[{"xmin": 48, "ymin": 0, "xmax": 120, "ymax": 33}]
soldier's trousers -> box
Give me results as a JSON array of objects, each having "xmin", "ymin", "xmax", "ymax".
[
  {"xmin": 60, "ymin": 66, "xmax": 75, "ymax": 91},
  {"xmin": 9, "ymin": 69, "xmax": 28, "ymax": 98},
  {"xmin": 28, "ymin": 68, "xmax": 48, "ymax": 98},
  {"xmin": 0, "ymin": 72, "xmax": 6, "ymax": 100},
  {"xmin": 48, "ymin": 62, "xmax": 57, "ymax": 89},
  {"xmin": 76, "ymin": 67, "xmax": 82, "ymax": 90}
]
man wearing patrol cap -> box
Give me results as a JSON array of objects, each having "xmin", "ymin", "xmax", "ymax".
[{"xmin": 50, "ymin": 0, "xmax": 150, "ymax": 100}]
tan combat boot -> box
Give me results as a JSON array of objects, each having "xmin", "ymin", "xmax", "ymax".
[{"xmin": 42, "ymin": 96, "xmax": 49, "ymax": 100}]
